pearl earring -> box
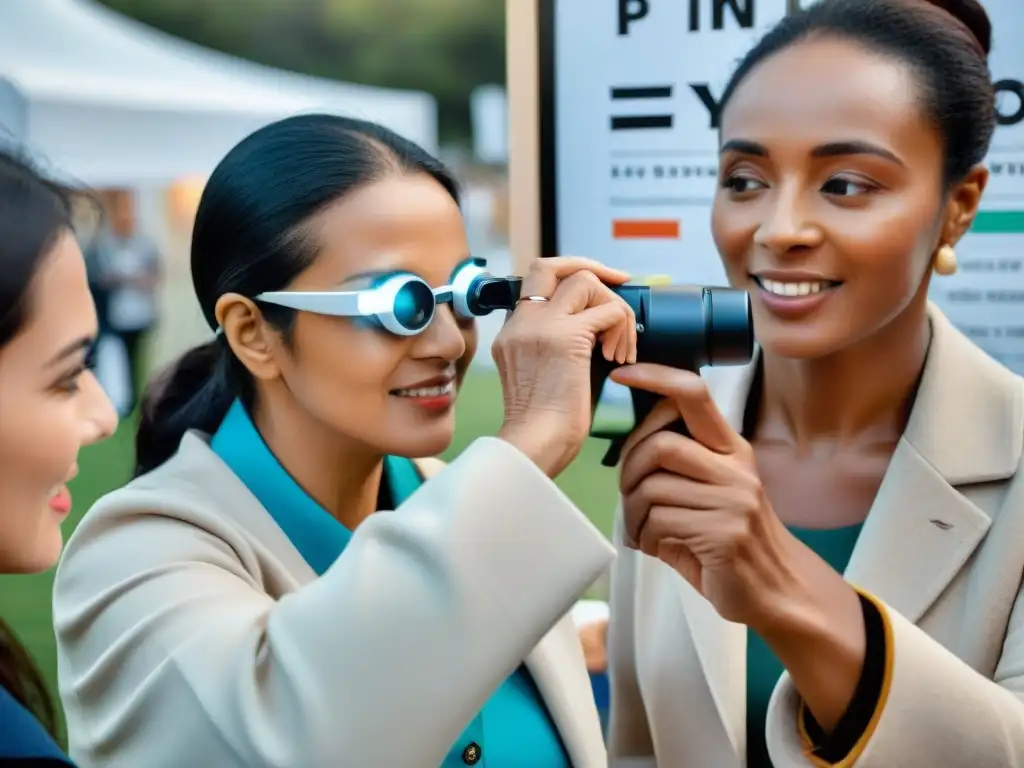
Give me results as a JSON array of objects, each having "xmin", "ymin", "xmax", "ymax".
[{"xmin": 934, "ymin": 244, "xmax": 958, "ymax": 276}]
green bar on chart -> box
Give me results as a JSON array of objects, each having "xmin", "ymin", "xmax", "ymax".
[{"xmin": 971, "ymin": 211, "xmax": 1024, "ymax": 234}]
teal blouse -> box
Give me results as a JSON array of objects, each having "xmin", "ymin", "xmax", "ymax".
[
  {"xmin": 745, "ymin": 523, "xmax": 864, "ymax": 767},
  {"xmin": 211, "ymin": 400, "xmax": 571, "ymax": 767}
]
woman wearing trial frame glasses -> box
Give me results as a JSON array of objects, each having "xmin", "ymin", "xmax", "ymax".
[
  {"xmin": 52, "ymin": 114, "xmax": 637, "ymax": 768},
  {"xmin": 253, "ymin": 256, "xmax": 493, "ymax": 337}
]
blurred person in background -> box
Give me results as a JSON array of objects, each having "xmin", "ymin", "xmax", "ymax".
[
  {"xmin": 83, "ymin": 189, "xmax": 162, "ymax": 414},
  {"xmin": 605, "ymin": 1, "xmax": 1024, "ymax": 766},
  {"xmin": 0, "ymin": 149, "xmax": 117, "ymax": 764},
  {"xmin": 52, "ymin": 114, "xmax": 636, "ymax": 768}
]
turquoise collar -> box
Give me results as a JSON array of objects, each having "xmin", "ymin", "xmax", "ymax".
[{"xmin": 211, "ymin": 400, "xmax": 422, "ymax": 576}]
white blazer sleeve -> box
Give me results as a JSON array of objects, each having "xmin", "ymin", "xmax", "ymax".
[
  {"xmin": 766, "ymin": 589, "xmax": 1024, "ymax": 767},
  {"xmin": 607, "ymin": 506, "xmax": 656, "ymax": 762},
  {"xmin": 53, "ymin": 437, "xmax": 614, "ymax": 768}
]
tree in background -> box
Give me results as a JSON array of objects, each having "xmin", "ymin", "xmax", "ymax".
[{"xmin": 96, "ymin": 0, "xmax": 505, "ymax": 146}]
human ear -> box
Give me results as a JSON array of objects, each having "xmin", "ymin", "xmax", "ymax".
[
  {"xmin": 940, "ymin": 165, "xmax": 988, "ymax": 248},
  {"xmin": 214, "ymin": 293, "xmax": 283, "ymax": 382}
]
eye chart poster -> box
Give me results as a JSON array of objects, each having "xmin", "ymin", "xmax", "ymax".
[{"xmin": 541, "ymin": 0, "xmax": 1024, "ymax": 372}]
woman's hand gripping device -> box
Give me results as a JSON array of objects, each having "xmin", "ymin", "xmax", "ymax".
[{"xmin": 461, "ymin": 260, "xmax": 757, "ymax": 466}]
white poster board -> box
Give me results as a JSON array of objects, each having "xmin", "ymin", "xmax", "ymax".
[{"xmin": 541, "ymin": 0, "xmax": 1024, "ymax": 372}]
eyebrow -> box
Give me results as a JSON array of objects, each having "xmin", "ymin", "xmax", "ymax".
[
  {"xmin": 719, "ymin": 139, "xmax": 769, "ymax": 157},
  {"xmin": 340, "ymin": 270, "xmax": 386, "ymax": 283},
  {"xmin": 720, "ymin": 139, "xmax": 905, "ymax": 166},
  {"xmin": 46, "ymin": 337, "xmax": 94, "ymax": 367},
  {"xmin": 333, "ymin": 270, "xmax": 388, "ymax": 288}
]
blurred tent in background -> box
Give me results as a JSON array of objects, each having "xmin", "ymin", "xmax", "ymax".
[
  {"xmin": 0, "ymin": 0, "xmax": 438, "ymax": 186},
  {"xmin": 0, "ymin": 0, "xmax": 440, "ymax": 372}
]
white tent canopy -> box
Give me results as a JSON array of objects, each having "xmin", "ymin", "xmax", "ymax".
[{"xmin": 0, "ymin": 0, "xmax": 438, "ymax": 185}]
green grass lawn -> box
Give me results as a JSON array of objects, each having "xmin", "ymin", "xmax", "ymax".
[{"xmin": 0, "ymin": 369, "xmax": 621, "ymax": 733}]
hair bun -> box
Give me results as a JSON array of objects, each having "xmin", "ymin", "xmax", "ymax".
[{"xmin": 923, "ymin": 0, "xmax": 992, "ymax": 56}]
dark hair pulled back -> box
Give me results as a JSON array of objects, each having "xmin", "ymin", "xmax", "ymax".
[
  {"xmin": 0, "ymin": 148, "xmax": 75, "ymax": 347},
  {"xmin": 719, "ymin": 0, "xmax": 996, "ymax": 185},
  {"xmin": 0, "ymin": 146, "xmax": 78, "ymax": 739},
  {"xmin": 134, "ymin": 115, "xmax": 459, "ymax": 476}
]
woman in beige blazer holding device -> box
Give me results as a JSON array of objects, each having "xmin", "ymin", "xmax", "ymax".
[
  {"xmin": 606, "ymin": 0, "xmax": 1024, "ymax": 766},
  {"xmin": 52, "ymin": 115, "xmax": 638, "ymax": 767}
]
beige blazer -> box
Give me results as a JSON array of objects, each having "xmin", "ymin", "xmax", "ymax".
[
  {"xmin": 607, "ymin": 304, "xmax": 1024, "ymax": 767},
  {"xmin": 53, "ymin": 435, "xmax": 614, "ymax": 768}
]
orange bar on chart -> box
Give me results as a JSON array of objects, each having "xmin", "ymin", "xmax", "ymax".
[{"xmin": 612, "ymin": 219, "xmax": 681, "ymax": 239}]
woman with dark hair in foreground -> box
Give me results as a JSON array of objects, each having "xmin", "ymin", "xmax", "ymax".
[
  {"xmin": 0, "ymin": 149, "xmax": 117, "ymax": 765},
  {"xmin": 53, "ymin": 114, "xmax": 637, "ymax": 767}
]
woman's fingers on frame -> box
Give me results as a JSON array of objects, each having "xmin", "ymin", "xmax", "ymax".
[
  {"xmin": 519, "ymin": 256, "xmax": 630, "ymax": 299},
  {"xmin": 547, "ymin": 275, "xmax": 636, "ymax": 363}
]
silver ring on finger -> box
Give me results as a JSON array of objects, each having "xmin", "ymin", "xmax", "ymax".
[{"xmin": 516, "ymin": 295, "xmax": 550, "ymax": 304}]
